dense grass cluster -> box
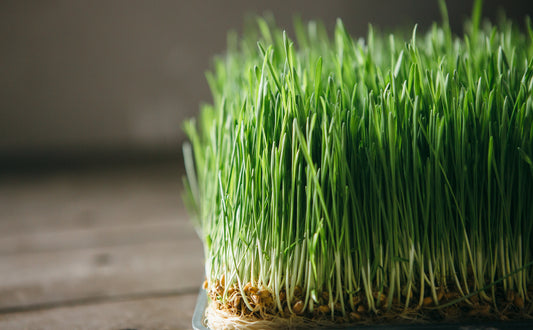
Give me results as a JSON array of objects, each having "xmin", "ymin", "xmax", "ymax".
[{"xmin": 184, "ymin": 5, "xmax": 533, "ymax": 321}]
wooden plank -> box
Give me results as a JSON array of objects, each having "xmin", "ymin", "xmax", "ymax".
[
  {"xmin": 0, "ymin": 163, "xmax": 188, "ymax": 236},
  {"xmin": 0, "ymin": 161, "xmax": 207, "ymax": 328},
  {"xmin": 0, "ymin": 239, "xmax": 204, "ymax": 310},
  {"xmin": 0, "ymin": 220, "xmax": 197, "ymax": 254},
  {"xmin": 0, "ymin": 293, "xmax": 198, "ymax": 330}
]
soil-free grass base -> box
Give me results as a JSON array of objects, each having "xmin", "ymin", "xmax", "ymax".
[
  {"xmin": 195, "ymin": 292, "xmax": 533, "ymax": 329},
  {"xmin": 198, "ymin": 281, "xmax": 533, "ymax": 329},
  {"xmin": 193, "ymin": 288, "xmax": 533, "ymax": 329}
]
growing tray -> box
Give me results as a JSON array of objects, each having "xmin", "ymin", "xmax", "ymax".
[{"xmin": 192, "ymin": 287, "xmax": 532, "ymax": 329}]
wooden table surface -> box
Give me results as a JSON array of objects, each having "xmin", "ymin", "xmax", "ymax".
[{"xmin": 0, "ymin": 162, "xmax": 204, "ymax": 329}]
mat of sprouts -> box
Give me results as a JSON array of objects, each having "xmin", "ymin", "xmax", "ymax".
[{"xmin": 184, "ymin": 2, "xmax": 533, "ymax": 329}]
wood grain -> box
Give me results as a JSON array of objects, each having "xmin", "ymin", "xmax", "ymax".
[
  {"xmin": 0, "ymin": 220, "xmax": 196, "ymax": 255},
  {"xmin": 0, "ymin": 163, "xmax": 186, "ymax": 236},
  {"xmin": 0, "ymin": 294, "xmax": 198, "ymax": 330},
  {"xmin": 0, "ymin": 162, "xmax": 205, "ymax": 329},
  {"xmin": 0, "ymin": 239, "xmax": 204, "ymax": 310}
]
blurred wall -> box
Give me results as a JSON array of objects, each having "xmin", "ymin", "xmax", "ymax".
[{"xmin": 1, "ymin": 0, "xmax": 531, "ymax": 163}]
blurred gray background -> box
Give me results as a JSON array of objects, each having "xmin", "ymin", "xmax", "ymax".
[{"xmin": 1, "ymin": 0, "xmax": 532, "ymax": 169}]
